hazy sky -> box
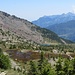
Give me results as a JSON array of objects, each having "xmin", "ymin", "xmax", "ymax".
[{"xmin": 0, "ymin": 0, "xmax": 75, "ymax": 21}]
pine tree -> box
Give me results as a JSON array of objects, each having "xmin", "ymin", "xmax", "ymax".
[
  {"xmin": 29, "ymin": 61, "xmax": 38, "ymax": 75},
  {"xmin": 63, "ymin": 58, "xmax": 70, "ymax": 75},
  {"xmin": 0, "ymin": 54, "xmax": 11, "ymax": 69},
  {"xmin": 55, "ymin": 57, "xmax": 64, "ymax": 75},
  {"xmin": 71, "ymin": 58, "xmax": 75, "ymax": 75}
]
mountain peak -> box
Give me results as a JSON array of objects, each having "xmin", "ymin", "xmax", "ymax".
[
  {"xmin": 66, "ymin": 12, "xmax": 75, "ymax": 16},
  {"xmin": 32, "ymin": 12, "xmax": 75, "ymax": 28}
]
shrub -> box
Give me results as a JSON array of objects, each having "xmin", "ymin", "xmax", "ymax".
[
  {"xmin": 0, "ymin": 48, "xmax": 3, "ymax": 54},
  {"xmin": 0, "ymin": 54, "xmax": 11, "ymax": 69}
]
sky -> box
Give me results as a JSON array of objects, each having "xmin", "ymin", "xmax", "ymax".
[{"xmin": 0, "ymin": 0, "xmax": 75, "ymax": 21}]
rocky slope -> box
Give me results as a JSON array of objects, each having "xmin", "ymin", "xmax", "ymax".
[{"xmin": 0, "ymin": 11, "xmax": 72, "ymax": 44}]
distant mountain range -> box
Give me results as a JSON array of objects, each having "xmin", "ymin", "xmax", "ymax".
[
  {"xmin": 47, "ymin": 20, "xmax": 75, "ymax": 41},
  {"xmin": 0, "ymin": 11, "xmax": 71, "ymax": 45},
  {"xmin": 32, "ymin": 12, "xmax": 75, "ymax": 42},
  {"xmin": 32, "ymin": 12, "xmax": 75, "ymax": 28}
]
